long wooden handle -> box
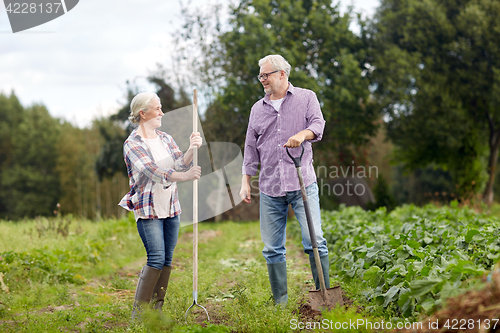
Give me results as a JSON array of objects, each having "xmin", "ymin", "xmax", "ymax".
[{"xmin": 193, "ymin": 89, "xmax": 199, "ymax": 300}]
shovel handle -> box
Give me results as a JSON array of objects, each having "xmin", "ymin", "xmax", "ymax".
[
  {"xmin": 286, "ymin": 145, "xmax": 317, "ymax": 249},
  {"xmin": 285, "ymin": 145, "xmax": 304, "ymax": 168},
  {"xmin": 287, "ymin": 144, "xmax": 328, "ymax": 296}
]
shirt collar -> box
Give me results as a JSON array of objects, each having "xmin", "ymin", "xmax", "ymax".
[
  {"xmin": 263, "ymin": 82, "xmax": 295, "ymax": 104},
  {"xmin": 130, "ymin": 128, "xmax": 162, "ymax": 141}
]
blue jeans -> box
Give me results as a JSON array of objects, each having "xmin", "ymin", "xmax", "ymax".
[
  {"xmin": 260, "ymin": 182, "xmax": 328, "ymax": 264},
  {"xmin": 136, "ymin": 216, "xmax": 180, "ymax": 270}
]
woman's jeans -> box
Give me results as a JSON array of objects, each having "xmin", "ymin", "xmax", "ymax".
[
  {"xmin": 259, "ymin": 182, "xmax": 328, "ymax": 264},
  {"xmin": 136, "ymin": 216, "xmax": 180, "ymax": 270}
]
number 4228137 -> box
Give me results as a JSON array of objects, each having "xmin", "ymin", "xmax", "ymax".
[
  {"xmin": 6, "ymin": 2, "xmax": 62, "ymax": 14},
  {"xmin": 443, "ymin": 319, "xmax": 499, "ymax": 330}
]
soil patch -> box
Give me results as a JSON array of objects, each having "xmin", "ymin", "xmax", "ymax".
[{"xmin": 296, "ymin": 288, "xmax": 359, "ymax": 321}]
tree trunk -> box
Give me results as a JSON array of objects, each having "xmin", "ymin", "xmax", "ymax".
[{"xmin": 483, "ymin": 129, "xmax": 500, "ymax": 205}]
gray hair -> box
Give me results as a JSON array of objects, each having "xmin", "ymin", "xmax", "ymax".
[
  {"xmin": 129, "ymin": 92, "xmax": 160, "ymax": 124},
  {"xmin": 258, "ymin": 54, "xmax": 291, "ymax": 78}
]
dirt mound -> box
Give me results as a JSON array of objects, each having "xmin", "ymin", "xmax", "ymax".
[
  {"xmin": 297, "ymin": 289, "xmax": 359, "ymax": 321},
  {"xmin": 393, "ymin": 271, "xmax": 500, "ymax": 333}
]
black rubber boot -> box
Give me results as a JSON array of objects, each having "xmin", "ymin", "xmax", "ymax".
[
  {"xmin": 309, "ymin": 255, "xmax": 331, "ymax": 290},
  {"xmin": 131, "ymin": 265, "xmax": 161, "ymax": 320},
  {"xmin": 151, "ymin": 266, "xmax": 172, "ymax": 311},
  {"xmin": 267, "ymin": 261, "xmax": 288, "ymax": 305}
]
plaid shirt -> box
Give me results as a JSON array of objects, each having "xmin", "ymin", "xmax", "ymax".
[{"xmin": 119, "ymin": 129, "xmax": 192, "ymax": 219}]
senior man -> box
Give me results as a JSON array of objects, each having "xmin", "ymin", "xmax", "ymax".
[{"xmin": 239, "ymin": 54, "xmax": 329, "ymax": 305}]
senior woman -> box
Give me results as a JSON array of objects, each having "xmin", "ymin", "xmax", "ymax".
[{"xmin": 119, "ymin": 92, "xmax": 202, "ymax": 319}]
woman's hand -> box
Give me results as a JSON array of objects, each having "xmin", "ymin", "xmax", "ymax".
[
  {"xmin": 183, "ymin": 132, "xmax": 203, "ymax": 166},
  {"xmin": 189, "ymin": 132, "xmax": 202, "ymax": 151},
  {"xmin": 184, "ymin": 166, "xmax": 201, "ymax": 181},
  {"xmin": 170, "ymin": 166, "xmax": 201, "ymax": 182}
]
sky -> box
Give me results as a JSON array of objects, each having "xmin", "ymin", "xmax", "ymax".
[{"xmin": 0, "ymin": 0, "xmax": 379, "ymax": 128}]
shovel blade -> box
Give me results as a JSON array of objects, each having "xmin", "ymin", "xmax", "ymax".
[{"xmin": 308, "ymin": 286, "xmax": 344, "ymax": 312}]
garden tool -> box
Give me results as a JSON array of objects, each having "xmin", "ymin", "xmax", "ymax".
[
  {"xmin": 185, "ymin": 89, "xmax": 210, "ymax": 323},
  {"xmin": 286, "ymin": 144, "xmax": 344, "ymax": 311}
]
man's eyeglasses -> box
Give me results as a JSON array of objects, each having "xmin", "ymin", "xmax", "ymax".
[{"xmin": 257, "ymin": 70, "xmax": 280, "ymax": 81}]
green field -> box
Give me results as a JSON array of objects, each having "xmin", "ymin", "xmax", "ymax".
[
  {"xmin": 0, "ymin": 204, "xmax": 498, "ymax": 332},
  {"xmin": 289, "ymin": 203, "xmax": 500, "ymax": 322}
]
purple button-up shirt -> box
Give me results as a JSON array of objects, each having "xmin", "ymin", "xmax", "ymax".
[{"xmin": 242, "ymin": 83, "xmax": 326, "ymax": 197}]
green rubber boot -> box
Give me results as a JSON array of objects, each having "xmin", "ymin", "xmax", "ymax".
[
  {"xmin": 151, "ymin": 266, "xmax": 172, "ymax": 311},
  {"xmin": 131, "ymin": 265, "xmax": 161, "ymax": 320},
  {"xmin": 267, "ymin": 261, "xmax": 288, "ymax": 305}
]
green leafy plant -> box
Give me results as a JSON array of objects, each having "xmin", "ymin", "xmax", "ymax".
[{"xmin": 290, "ymin": 203, "xmax": 499, "ymax": 318}]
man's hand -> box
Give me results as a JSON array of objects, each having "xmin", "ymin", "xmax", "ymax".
[
  {"xmin": 240, "ymin": 175, "xmax": 252, "ymax": 203},
  {"xmin": 284, "ymin": 130, "xmax": 315, "ymax": 148}
]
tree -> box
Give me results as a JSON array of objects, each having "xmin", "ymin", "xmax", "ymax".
[
  {"xmin": 367, "ymin": 174, "xmax": 397, "ymax": 211},
  {"xmin": 176, "ymin": 0, "xmax": 379, "ymax": 161},
  {"xmin": 371, "ymin": 0, "xmax": 500, "ymax": 203},
  {"xmin": 1, "ymin": 104, "xmax": 61, "ymax": 219},
  {"xmin": 0, "ymin": 92, "xmax": 24, "ymax": 217},
  {"xmin": 0, "ymin": 91, "xmax": 133, "ymax": 220}
]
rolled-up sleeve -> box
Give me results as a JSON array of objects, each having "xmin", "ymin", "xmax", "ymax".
[
  {"xmin": 305, "ymin": 92, "xmax": 326, "ymax": 143},
  {"xmin": 242, "ymin": 121, "xmax": 260, "ymax": 176},
  {"xmin": 167, "ymin": 136, "xmax": 192, "ymax": 172}
]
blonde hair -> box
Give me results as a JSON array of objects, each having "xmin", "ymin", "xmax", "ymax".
[
  {"xmin": 258, "ymin": 54, "xmax": 291, "ymax": 78},
  {"xmin": 129, "ymin": 92, "xmax": 160, "ymax": 124}
]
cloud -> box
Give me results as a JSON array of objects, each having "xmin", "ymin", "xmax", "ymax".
[{"xmin": 0, "ymin": 0, "xmax": 193, "ymax": 127}]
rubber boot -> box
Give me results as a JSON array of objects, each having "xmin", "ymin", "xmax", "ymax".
[
  {"xmin": 131, "ymin": 265, "xmax": 161, "ymax": 320},
  {"xmin": 151, "ymin": 266, "xmax": 172, "ymax": 311},
  {"xmin": 267, "ymin": 261, "xmax": 288, "ymax": 305},
  {"xmin": 309, "ymin": 255, "xmax": 331, "ymax": 290}
]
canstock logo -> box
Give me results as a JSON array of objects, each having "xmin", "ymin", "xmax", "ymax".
[
  {"xmin": 3, "ymin": 0, "xmax": 79, "ymax": 33},
  {"xmin": 160, "ymin": 105, "xmax": 244, "ymax": 225}
]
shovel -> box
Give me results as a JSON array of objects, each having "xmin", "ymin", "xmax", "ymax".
[{"xmin": 286, "ymin": 144, "xmax": 344, "ymax": 311}]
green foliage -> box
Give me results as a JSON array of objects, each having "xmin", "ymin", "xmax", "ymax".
[
  {"xmin": 94, "ymin": 118, "xmax": 128, "ymax": 180},
  {"xmin": 0, "ymin": 103, "xmax": 61, "ymax": 219},
  {"xmin": 0, "ymin": 91, "xmax": 124, "ymax": 220},
  {"xmin": 391, "ymin": 165, "xmax": 456, "ymax": 205},
  {"xmin": 0, "ymin": 93, "xmax": 24, "ymax": 215},
  {"xmin": 172, "ymin": 323, "xmax": 232, "ymax": 333},
  {"xmin": 290, "ymin": 204, "xmax": 498, "ymax": 318},
  {"xmin": 0, "ymin": 216, "xmax": 402, "ymax": 332},
  {"xmin": 31, "ymin": 215, "xmax": 73, "ymax": 238},
  {"xmin": 55, "ymin": 123, "xmax": 101, "ymax": 217},
  {"xmin": 370, "ymin": 0, "xmax": 500, "ymax": 201},
  {"xmin": 0, "ymin": 249, "xmax": 85, "ymax": 287},
  {"xmin": 319, "ymin": 306, "xmax": 377, "ymax": 332},
  {"xmin": 0, "ymin": 216, "xmax": 141, "ymax": 293},
  {"xmin": 367, "ymin": 175, "xmax": 397, "ymax": 211}
]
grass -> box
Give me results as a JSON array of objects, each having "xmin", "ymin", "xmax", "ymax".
[{"xmin": 0, "ymin": 214, "xmax": 385, "ymax": 332}]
